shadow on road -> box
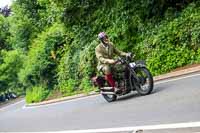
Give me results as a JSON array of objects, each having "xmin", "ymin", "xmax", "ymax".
[
  {"xmin": 117, "ymin": 92, "xmax": 140, "ymax": 101},
  {"xmin": 116, "ymin": 86, "xmax": 166, "ymax": 102},
  {"xmin": 152, "ymin": 86, "xmax": 166, "ymax": 94}
]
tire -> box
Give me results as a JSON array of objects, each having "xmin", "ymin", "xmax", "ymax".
[
  {"xmin": 102, "ymin": 93, "xmax": 117, "ymax": 102},
  {"xmin": 101, "ymin": 81, "xmax": 117, "ymax": 102},
  {"xmin": 130, "ymin": 67, "xmax": 154, "ymax": 95}
]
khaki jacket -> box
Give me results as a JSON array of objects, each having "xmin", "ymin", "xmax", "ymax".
[{"xmin": 95, "ymin": 42, "xmax": 127, "ymax": 69}]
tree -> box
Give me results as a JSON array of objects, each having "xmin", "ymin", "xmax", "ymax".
[
  {"xmin": 0, "ymin": 14, "xmax": 10, "ymax": 50},
  {"xmin": 0, "ymin": 50, "xmax": 24, "ymax": 93},
  {"xmin": 0, "ymin": 6, "xmax": 11, "ymax": 17}
]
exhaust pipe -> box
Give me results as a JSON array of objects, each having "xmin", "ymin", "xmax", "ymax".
[
  {"xmin": 100, "ymin": 91, "xmax": 116, "ymax": 95},
  {"xmin": 100, "ymin": 87, "xmax": 113, "ymax": 91}
]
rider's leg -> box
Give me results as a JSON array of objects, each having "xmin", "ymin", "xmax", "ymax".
[
  {"xmin": 103, "ymin": 65, "xmax": 115, "ymax": 88},
  {"xmin": 103, "ymin": 65, "xmax": 121, "ymax": 93}
]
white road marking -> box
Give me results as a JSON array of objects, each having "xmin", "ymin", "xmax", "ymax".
[
  {"xmin": 7, "ymin": 121, "xmax": 200, "ymax": 133},
  {"xmin": 0, "ymin": 99, "xmax": 25, "ymax": 111},
  {"xmin": 57, "ymin": 121, "xmax": 200, "ymax": 132}
]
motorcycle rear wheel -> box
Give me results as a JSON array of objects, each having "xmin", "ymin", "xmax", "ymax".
[
  {"xmin": 102, "ymin": 93, "xmax": 117, "ymax": 102},
  {"xmin": 101, "ymin": 82, "xmax": 117, "ymax": 102}
]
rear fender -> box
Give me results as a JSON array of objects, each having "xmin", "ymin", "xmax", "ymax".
[{"xmin": 91, "ymin": 76, "xmax": 106, "ymax": 87}]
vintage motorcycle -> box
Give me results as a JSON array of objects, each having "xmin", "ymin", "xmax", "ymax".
[{"xmin": 92, "ymin": 56, "xmax": 154, "ymax": 102}]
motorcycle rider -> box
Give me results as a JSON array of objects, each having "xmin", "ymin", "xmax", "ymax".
[{"xmin": 95, "ymin": 32, "xmax": 131, "ymax": 93}]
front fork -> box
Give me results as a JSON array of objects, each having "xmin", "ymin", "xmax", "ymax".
[{"xmin": 128, "ymin": 67, "xmax": 141, "ymax": 91}]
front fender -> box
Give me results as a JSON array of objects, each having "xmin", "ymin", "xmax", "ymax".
[
  {"xmin": 129, "ymin": 60, "xmax": 146, "ymax": 69},
  {"xmin": 135, "ymin": 63, "xmax": 146, "ymax": 68}
]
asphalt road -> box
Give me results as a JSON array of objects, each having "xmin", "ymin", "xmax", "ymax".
[{"xmin": 0, "ymin": 73, "xmax": 200, "ymax": 132}]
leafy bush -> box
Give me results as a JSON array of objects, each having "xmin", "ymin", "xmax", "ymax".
[
  {"xmin": 137, "ymin": 3, "xmax": 200, "ymax": 75},
  {"xmin": 79, "ymin": 77, "xmax": 96, "ymax": 93},
  {"xmin": 59, "ymin": 78, "xmax": 77, "ymax": 96},
  {"xmin": 78, "ymin": 40, "xmax": 98, "ymax": 78},
  {"xmin": 26, "ymin": 86, "xmax": 49, "ymax": 103},
  {"xmin": 19, "ymin": 23, "xmax": 66, "ymax": 88}
]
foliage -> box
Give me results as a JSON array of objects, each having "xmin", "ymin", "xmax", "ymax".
[
  {"xmin": 79, "ymin": 77, "xmax": 96, "ymax": 93},
  {"xmin": 26, "ymin": 86, "xmax": 49, "ymax": 103},
  {"xmin": 136, "ymin": 3, "xmax": 200, "ymax": 75},
  {"xmin": 59, "ymin": 78, "xmax": 76, "ymax": 95},
  {"xmin": 78, "ymin": 40, "xmax": 98, "ymax": 78},
  {"xmin": 19, "ymin": 23, "xmax": 66, "ymax": 89},
  {"xmin": 0, "ymin": 50, "xmax": 25, "ymax": 93},
  {"xmin": 7, "ymin": 14, "xmax": 34, "ymax": 51},
  {"xmin": 0, "ymin": 14, "xmax": 10, "ymax": 50}
]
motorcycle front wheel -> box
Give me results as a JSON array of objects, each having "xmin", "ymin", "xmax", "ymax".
[{"xmin": 130, "ymin": 67, "xmax": 154, "ymax": 95}]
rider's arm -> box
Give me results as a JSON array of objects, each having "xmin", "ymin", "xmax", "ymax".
[{"xmin": 95, "ymin": 46, "xmax": 116, "ymax": 64}]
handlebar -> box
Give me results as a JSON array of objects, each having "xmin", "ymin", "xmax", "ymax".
[
  {"xmin": 117, "ymin": 57, "xmax": 130, "ymax": 65},
  {"xmin": 115, "ymin": 53, "xmax": 134, "ymax": 65}
]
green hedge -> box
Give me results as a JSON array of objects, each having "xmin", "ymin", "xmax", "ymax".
[
  {"xmin": 137, "ymin": 3, "xmax": 200, "ymax": 75},
  {"xmin": 26, "ymin": 86, "xmax": 49, "ymax": 103}
]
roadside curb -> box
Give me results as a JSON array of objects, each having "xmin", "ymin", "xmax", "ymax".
[
  {"xmin": 25, "ymin": 91, "xmax": 98, "ymax": 107},
  {"xmin": 26, "ymin": 64, "xmax": 200, "ymax": 107},
  {"xmin": 153, "ymin": 65, "xmax": 200, "ymax": 81}
]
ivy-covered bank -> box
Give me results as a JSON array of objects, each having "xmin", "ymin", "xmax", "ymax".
[{"xmin": 0, "ymin": 0, "xmax": 199, "ymax": 103}]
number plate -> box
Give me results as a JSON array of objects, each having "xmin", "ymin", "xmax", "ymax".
[{"xmin": 129, "ymin": 62, "xmax": 136, "ymax": 68}]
